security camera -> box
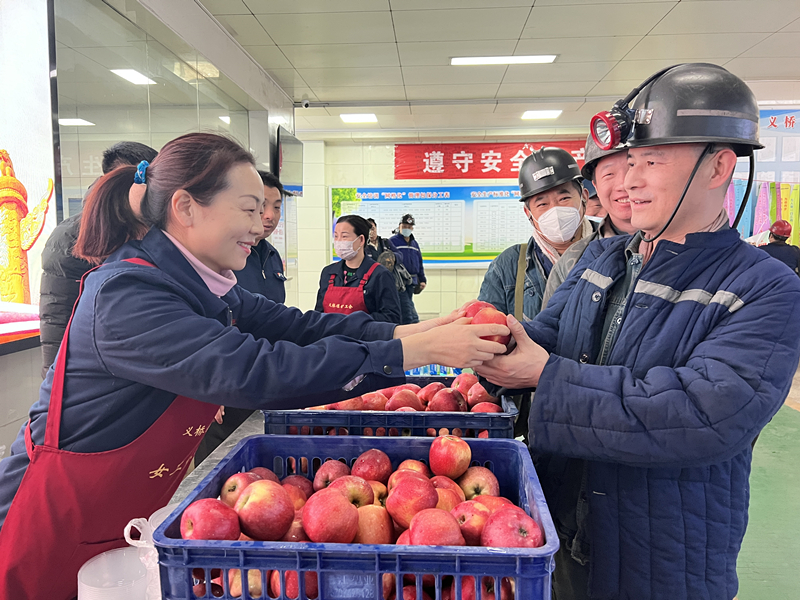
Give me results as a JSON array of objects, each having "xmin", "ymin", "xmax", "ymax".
[{"xmin": 301, "ymin": 100, "xmax": 310, "ymax": 109}]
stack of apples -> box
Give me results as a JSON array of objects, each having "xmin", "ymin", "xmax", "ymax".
[{"xmin": 180, "ymin": 436, "xmax": 543, "ymax": 599}]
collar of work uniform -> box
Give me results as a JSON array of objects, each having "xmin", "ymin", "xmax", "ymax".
[{"xmin": 624, "ymin": 224, "xmax": 737, "ymax": 261}]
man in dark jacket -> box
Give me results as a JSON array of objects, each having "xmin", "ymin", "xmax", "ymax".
[
  {"xmin": 39, "ymin": 141, "xmax": 157, "ymax": 377},
  {"xmin": 195, "ymin": 170, "xmax": 287, "ymax": 465},
  {"xmin": 477, "ymin": 64, "xmax": 800, "ymax": 600},
  {"xmin": 760, "ymin": 219, "xmax": 800, "ymax": 274},
  {"xmin": 390, "ymin": 214, "xmax": 425, "ymax": 324}
]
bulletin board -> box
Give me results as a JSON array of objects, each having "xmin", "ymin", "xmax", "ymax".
[{"xmin": 331, "ymin": 185, "xmax": 531, "ymax": 268}]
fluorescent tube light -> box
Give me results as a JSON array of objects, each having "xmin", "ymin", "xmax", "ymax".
[
  {"xmin": 757, "ymin": 100, "xmax": 800, "ymax": 105},
  {"xmin": 219, "ymin": 116, "xmax": 231, "ymax": 124},
  {"xmin": 58, "ymin": 118, "xmax": 95, "ymax": 126},
  {"xmin": 521, "ymin": 110, "xmax": 562, "ymax": 120},
  {"xmin": 111, "ymin": 69, "xmax": 156, "ymax": 85},
  {"xmin": 451, "ymin": 55, "xmax": 556, "ymax": 66},
  {"xmin": 340, "ymin": 114, "xmax": 377, "ymax": 123}
]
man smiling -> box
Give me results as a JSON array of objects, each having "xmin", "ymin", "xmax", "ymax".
[{"xmin": 477, "ymin": 64, "xmax": 800, "ymax": 600}]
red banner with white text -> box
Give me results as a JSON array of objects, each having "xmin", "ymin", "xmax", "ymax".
[{"xmin": 394, "ymin": 141, "xmax": 586, "ymax": 180}]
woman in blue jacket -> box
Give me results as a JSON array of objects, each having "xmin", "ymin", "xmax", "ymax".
[{"xmin": 0, "ymin": 133, "xmax": 508, "ymax": 600}]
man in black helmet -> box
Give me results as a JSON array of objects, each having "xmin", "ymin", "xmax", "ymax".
[
  {"xmin": 477, "ymin": 147, "xmax": 594, "ymax": 322},
  {"xmin": 477, "ymin": 64, "xmax": 800, "ymax": 600},
  {"xmin": 390, "ymin": 214, "xmax": 426, "ymax": 324}
]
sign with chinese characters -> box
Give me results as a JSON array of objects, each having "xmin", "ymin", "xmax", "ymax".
[
  {"xmin": 756, "ymin": 109, "xmax": 800, "ymax": 185},
  {"xmin": 394, "ymin": 141, "xmax": 585, "ymax": 180},
  {"xmin": 332, "ymin": 185, "xmax": 532, "ymax": 268}
]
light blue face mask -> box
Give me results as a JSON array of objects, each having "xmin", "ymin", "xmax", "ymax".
[
  {"xmin": 586, "ymin": 215, "xmax": 604, "ymax": 224},
  {"xmin": 401, "ymin": 228, "xmax": 413, "ymax": 237}
]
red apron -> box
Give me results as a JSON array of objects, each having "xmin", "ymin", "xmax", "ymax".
[
  {"xmin": 0, "ymin": 258, "xmax": 219, "ymax": 600},
  {"xmin": 322, "ymin": 262, "xmax": 379, "ymax": 315}
]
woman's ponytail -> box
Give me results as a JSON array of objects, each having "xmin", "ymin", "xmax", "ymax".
[{"xmin": 74, "ymin": 164, "xmax": 147, "ymax": 264}]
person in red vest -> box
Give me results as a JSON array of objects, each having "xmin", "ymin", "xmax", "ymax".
[{"xmin": 316, "ymin": 214, "xmax": 401, "ymax": 323}]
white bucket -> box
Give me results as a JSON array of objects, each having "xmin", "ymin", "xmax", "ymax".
[
  {"xmin": 122, "ymin": 503, "xmax": 180, "ymax": 600},
  {"xmin": 77, "ymin": 547, "xmax": 147, "ymax": 600}
]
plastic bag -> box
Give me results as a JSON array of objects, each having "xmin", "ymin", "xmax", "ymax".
[{"xmin": 124, "ymin": 504, "xmax": 179, "ymax": 600}]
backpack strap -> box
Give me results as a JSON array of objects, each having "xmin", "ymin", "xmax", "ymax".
[{"xmin": 514, "ymin": 242, "xmax": 527, "ymax": 322}]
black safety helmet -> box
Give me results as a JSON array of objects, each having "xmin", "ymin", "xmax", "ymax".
[
  {"xmin": 581, "ymin": 134, "xmax": 627, "ymax": 181},
  {"xmin": 518, "ymin": 147, "xmax": 582, "ymax": 203},
  {"xmin": 400, "ymin": 214, "xmax": 415, "ymax": 226}
]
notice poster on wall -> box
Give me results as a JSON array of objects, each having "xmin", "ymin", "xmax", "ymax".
[
  {"xmin": 0, "ymin": 0, "xmax": 57, "ymax": 344},
  {"xmin": 332, "ymin": 185, "xmax": 530, "ymax": 268}
]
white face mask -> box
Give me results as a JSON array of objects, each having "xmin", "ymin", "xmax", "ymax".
[
  {"xmin": 532, "ymin": 206, "xmax": 582, "ymax": 244},
  {"xmin": 334, "ymin": 239, "xmax": 359, "ymax": 261},
  {"xmin": 401, "ymin": 228, "xmax": 413, "ymax": 237}
]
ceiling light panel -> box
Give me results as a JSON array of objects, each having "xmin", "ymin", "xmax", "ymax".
[{"xmin": 451, "ymin": 55, "xmax": 556, "ymax": 65}]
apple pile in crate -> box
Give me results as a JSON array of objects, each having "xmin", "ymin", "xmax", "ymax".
[{"xmin": 181, "ymin": 435, "xmax": 543, "ymax": 598}]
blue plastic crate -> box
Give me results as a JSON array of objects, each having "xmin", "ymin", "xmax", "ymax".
[
  {"xmin": 263, "ymin": 377, "xmax": 519, "ymax": 439},
  {"xmin": 154, "ymin": 435, "xmax": 558, "ymax": 600}
]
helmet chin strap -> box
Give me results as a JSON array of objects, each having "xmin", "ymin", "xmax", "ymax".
[
  {"xmin": 641, "ymin": 143, "xmax": 713, "ymax": 244},
  {"xmin": 732, "ymin": 150, "xmax": 755, "ymax": 230}
]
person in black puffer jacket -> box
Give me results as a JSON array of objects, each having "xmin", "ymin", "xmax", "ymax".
[{"xmin": 39, "ymin": 141, "xmax": 157, "ymax": 377}]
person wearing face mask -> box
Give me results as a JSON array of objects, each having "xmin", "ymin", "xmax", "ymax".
[
  {"xmin": 541, "ymin": 136, "xmax": 639, "ymax": 309},
  {"xmin": 390, "ymin": 214, "xmax": 426, "ymax": 324},
  {"xmin": 478, "ymin": 147, "xmax": 594, "ymax": 324},
  {"xmin": 316, "ymin": 214, "xmax": 401, "ymax": 323}
]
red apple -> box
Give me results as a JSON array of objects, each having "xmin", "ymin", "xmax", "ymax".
[
  {"xmin": 471, "ymin": 402, "xmax": 503, "ymax": 413},
  {"xmin": 383, "ymin": 574, "xmax": 396, "ymax": 600},
  {"xmin": 282, "ymin": 482, "xmax": 307, "ymax": 510},
  {"xmin": 396, "ymin": 459, "xmax": 431, "ymax": 478},
  {"xmin": 396, "ymin": 383, "xmax": 422, "ymax": 394},
  {"xmin": 192, "ymin": 567, "xmax": 222, "ymax": 582},
  {"xmin": 457, "ymin": 467, "xmax": 500, "ymax": 500},
  {"xmin": 466, "ymin": 383, "xmax": 499, "ymax": 407},
  {"xmin": 427, "ymin": 389, "xmax": 467, "ymax": 413},
  {"xmin": 220, "ymin": 472, "xmax": 262, "ymax": 508},
  {"xmin": 429, "ymin": 435, "xmax": 472, "ymax": 479},
  {"xmin": 270, "ymin": 570, "xmax": 319, "ymax": 600},
  {"xmin": 282, "ymin": 474, "xmax": 314, "ymax": 499},
  {"xmin": 328, "ymin": 475, "xmax": 375, "ymax": 508},
  {"xmin": 313, "ymin": 459, "xmax": 351, "ymax": 491},
  {"xmin": 369, "ymin": 480, "xmax": 389, "ymax": 506},
  {"xmin": 353, "ymin": 504, "xmax": 393, "ymax": 545},
  {"xmin": 386, "ymin": 476, "xmax": 439, "ymax": 529},
  {"xmin": 396, "ymin": 529, "xmax": 411, "ymax": 545},
  {"xmin": 418, "ymin": 382, "xmax": 446, "ymax": 405},
  {"xmin": 471, "ymin": 308, "xmax": 511, "ymax": 346},
  {"xmin": 302, "ymin": 487, "xmax": 359, "ymax": 543},
  {"xmin": 451, "ymin": 576, "xmax": 512, "ymax": 600},
  {"xmin": 473, "ymin": 495, "xmax": 516, "ymax": 515},
  {"xmin": 192, "ymin": 582, "xmax": 224, "ymax": 598},
  {"xmin": 452, "ymin": 373, "xmax": 479, "ymax": 396},
  {"xmin": 378, "ymin": 386, "xmax": 401, "ymax": 399},
  {"xmin": 387, "ymin": 469, "xmax": 428, "ymax": 491},
  {"xmin": 430, "ymin": 476, "xmax": 466, "ymax": 503},
  {"xmin": 464, "ymin": 300, "xmax": 495, "ymax": 318},
  {"xmin": 227, "ymin": 569, "xmax": 265, "ymax": 598},
  {"xmin": 180, "ymin": 498, "xmax": 240, "ymax": 541},
  {"xmin": 281, "ymin": 509, "xmax": 309, "ymax": 542},
  {"xmin": 481, "ymin": 507, "xmax": 544, "ymax": 548},
  {"xmin": 234, "ymin": 480, "xmax": 294, "ymax": 541},
  {"xmin": 451, "ymin": 500, "xmax": 491, "ymax": 546},
  {"xmin": 409, "ymin": 508, "xmax": 465, "ymax": 546},
  {"xmin": 248, "ymin": 466, "xmax": 280, "ymax": 484},
  {"xmin": 435, "ymin": 488, "xmax": 462, "ymax": 513},
  {"xmin": 403, "ymin": 586, "xmax": 432, "ymax": 600},
  {"xmin": 328, "ymin": 396, "xmax": 364, "ymax": 411},
  {"xmin": 395, "ymin": 406, "xmax": 417, "ymax": 412},
  {"xmin": 386, "ymin": 389, "xmax": 424, "ymax": 412},
  {"xmin": 478, "ymin": 430, "xmax": 489, "ymax": 439},
  {"xmin": 361, "ymin": 391, "xmax": 389, "ymax": 411}
]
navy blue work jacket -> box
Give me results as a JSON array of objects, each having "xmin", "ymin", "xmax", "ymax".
[
  {"xmin": 0, "ymin": 228, "xmax": 404, "ymax": 529},
  {"xmin": 389, "ymin": 233, "xmax": 426, "ymax": 284},
  {"xmin": 234, "ymin": 239, "xmax": 286, "ymax": 303}
]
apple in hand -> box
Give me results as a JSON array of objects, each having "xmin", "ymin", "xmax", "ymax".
[
  {"xmin": 464, "ymin": 300, "xmax": 495, "ymax": 319},
  {"xmin": 397, "ymin": 459, "xmax": 431, "ymax": 478},
  {"xmin": 471, "ymin": 308, "xmax": 511, "ymax": 346},
  {"xmin": 418, "ymin": 382, "xmax": 446, "ymax": 405},
  {"xmin": 302, "ymin": 487, "xmax": 359, "ymax": 543},
  {"xmin": 467, "ymin": 383, "xmax": 499, "ymax": 407},
  {"xmin": 451, "ymin": 500, "xmax": 491, "ymax": 546},
  {"xmin": 328, "ymin": 475, "xmax": 375, "ymax": 507},
  {"xmin": 386, "ymin": 476, "xmax": 439, "ymax": 529},
  {"xmin": 270, "ymin": 570, "xmax": 319, "ymax": 600},
  {"xmin": 282, "ymin": 482, "xmax": 307, "ymax": 510},
  {"xmin": 452, "ymin": 373, "xmax": 479, "ymax": 396},
  {"xmin": 471, "ymin": 402, "xmax": 503, "ymax": 413},
  {"xmin": 234, "ymin": 480, "xmax": 294, "ymax": 541},
  {"xmin": 220, "ymin": 472, "xmax": 262, "ymax": 508},
  {"xmin": 281, "ymin": 509, "xmax": 309, "ymax": 542},
  {"xmin": 481, "ymin": 506, "xmax": 544, "ymax": 548},
  {"xmin": 248, "ymin": 466, "xmax": 280, "ymax": 483},
  {"xmin": 386, "ymin": 389, "xmax": 424, "ymax": 412},
  {"xmin": 180, "ymin": 498, "xmax": 240, "ymax": 541},
  {"xmin": 427, "ymin": 388, "xmax": 467, "ymax": 412},
  {"xmin": 430, "ymin": 476, "xmax": 466, "ymax": 503},
  {"xmin": 313, "ymin": 459, "xmax": 351, "ymax": 491},
  {"xmin": 429, "ymin": 435, "xmax": 472, "ymax": 479},
  {"xmin": 353, "ymin": 504, "xmax": 393, "ymax": 545},
  {"xmin": 369, "ymin": 480, "xmax": 389, "ymax": 506},
  {"xmin": 457, "ymin": 467, "xmax": 500, "ymax": 500},
  {"xmin": 282, "ymin": 474, "xmax": 314, "ymax": 499},
  {"xmin": 409, "ymin": 508, "xmax": 465, "ymax": 546},
  {"xmin": 361, "ymin": 391, "xmax": 389, "ymax": 411},
  {"xmin": 352, "ymin": 449, "xmax": 393, "ymax": 483}
]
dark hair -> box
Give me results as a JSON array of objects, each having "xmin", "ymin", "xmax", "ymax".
[
  {"xmin": 258, "ymin": 169, "xmax": 284, "ymax": 196},
  {"xmin": 336, "ymin": 214, "xmax": 371, "ymax": 243},
  {"xmin": 366, "ymin": 218, "xmax": 376, "ymax": 227},
  {"xmin": 76, "ymin": 133, "xmax": 255, "ymax": 263},
  {"xmin": 101, "ymin": 141, "xmax": 158, "ymax": 174}
]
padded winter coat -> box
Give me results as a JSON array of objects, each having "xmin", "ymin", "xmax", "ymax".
[{"xmin": 524, "ymin": 227, "xmax": 800, "ymax": 599}]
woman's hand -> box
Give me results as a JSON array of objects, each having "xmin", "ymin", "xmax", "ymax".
[
  {"xmin": 214, "ymin": 406, "xmax": 225, "ymax": 424},
  {"xmin": 401, "ymin": 317, "xmax": 509, "ymax": 370},
  {"xmin": 475, "ymin": 314, "xmax": 550, "ymax": 389}
]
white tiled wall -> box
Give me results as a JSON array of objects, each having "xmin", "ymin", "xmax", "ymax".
[
  {"xmin": 297, "ymin": 142, "xmax": 510, "ymax": 318},
  {"xmin": 0, "ymin": 347, "xmax": 41, "ymax": 461}
]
